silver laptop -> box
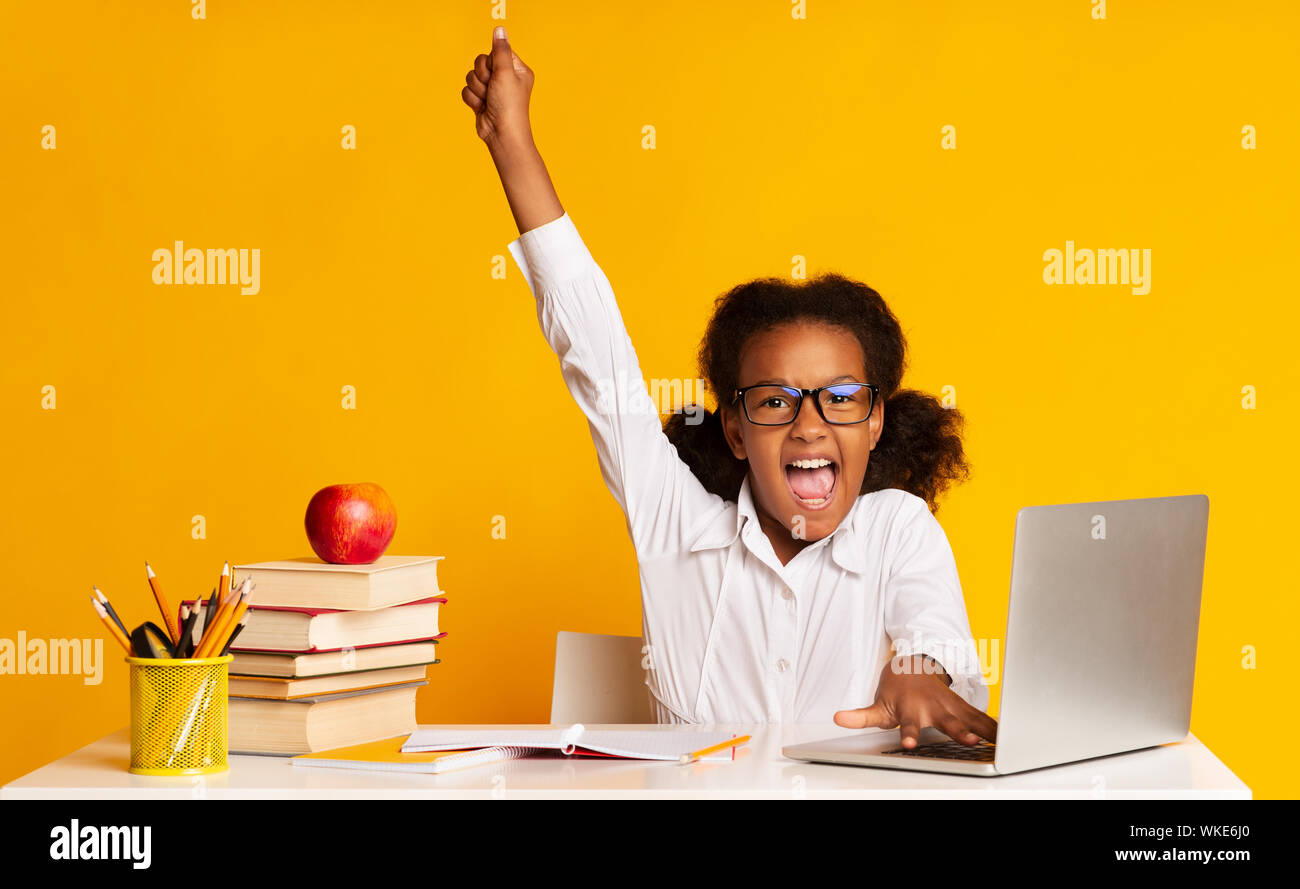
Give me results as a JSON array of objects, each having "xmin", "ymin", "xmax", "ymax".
[{"xmin": 782, "ymin": 494, "xmax": 1210, "ymax": 776}]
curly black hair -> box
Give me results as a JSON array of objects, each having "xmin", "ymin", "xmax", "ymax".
[{"xmin": 662, "ymin": 272, "xmax": 970, "ymax": 514}]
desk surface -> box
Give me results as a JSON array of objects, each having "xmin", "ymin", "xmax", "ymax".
[{"xmin": 2, "ymin": 724, "xmax": 1250, "ymax": 799}]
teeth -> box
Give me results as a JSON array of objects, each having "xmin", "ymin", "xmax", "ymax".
[{"xmin": 788, "ymin": 458, "xmax": 833, "ymax": 469}]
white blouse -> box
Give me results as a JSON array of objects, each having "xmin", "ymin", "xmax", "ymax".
[{"xmin": 506, "ymin": 211, "xmax": 989, "ymax": 725}]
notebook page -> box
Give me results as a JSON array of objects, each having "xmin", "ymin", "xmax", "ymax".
[
  {"xmin": 403, "ymin": 728, "xmax": 744, "ymax": 761},
  {"xmin": 571, "ymin": 731, "xmax": 742, "ymax": 761}
]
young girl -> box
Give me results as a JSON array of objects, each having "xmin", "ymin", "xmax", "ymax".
[{"xmin": 462, "ymin": 28, "xmax": 997, "ymax": 749}]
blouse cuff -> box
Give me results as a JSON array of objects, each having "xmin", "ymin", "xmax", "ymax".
[
  {"xmin": 505, "ymin": 211, "xmax": 599, "ymax": 295},
  {"xmin": 893, "ymin": 640, "xmax": 990, "ymax": 713}
]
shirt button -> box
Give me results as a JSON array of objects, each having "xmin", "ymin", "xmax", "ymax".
[
  {"xmin": 775, "ymin": 658, "xmax": 789, "ymax": 673},
  {"xmin": 781, "ymin": 588, "xmax": 793, "ymax": 599}
]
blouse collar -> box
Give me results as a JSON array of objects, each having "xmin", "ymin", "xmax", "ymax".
[{"xmin": 688, "ymin": 474, "xmax": 872, "ymax": 574}]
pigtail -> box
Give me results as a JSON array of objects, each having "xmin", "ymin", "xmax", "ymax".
[
  {"xmin": 662, "ymin": 408, "xmax": 747, "ymax": 501},
  {"xmin": 864, "ymin": 388, "xmax": 971, "ymax": 514}
]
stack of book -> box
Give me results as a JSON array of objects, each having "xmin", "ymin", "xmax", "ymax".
[{"xmin": 215, "ymin": 555, "xmax": 446, "ymax": 755}]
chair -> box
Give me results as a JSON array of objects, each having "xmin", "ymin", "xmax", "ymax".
[{"xmin": 549, "ymin": 631, "xmax": 654, "ymax": 724}]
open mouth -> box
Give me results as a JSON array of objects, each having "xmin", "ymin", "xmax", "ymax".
[{"xmin": 784, "ymin": 457, "xmax": 838, "ymax": 510}]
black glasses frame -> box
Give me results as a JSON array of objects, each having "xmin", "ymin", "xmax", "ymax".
[{"xmin": 730, "ymin": 382, "xmax": 880, "ymax": 427}]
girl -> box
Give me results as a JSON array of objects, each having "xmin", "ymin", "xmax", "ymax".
[{"xmin": 462, "ymin": 28, "xmax": 997, "ymax": 749}]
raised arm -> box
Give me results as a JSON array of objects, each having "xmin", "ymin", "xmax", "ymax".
[{"xmin": 459, "ymin": 27, "xmax": 723, "ymax": 558}]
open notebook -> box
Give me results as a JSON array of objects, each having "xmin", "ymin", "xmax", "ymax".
[
  {"xmin": 291, "ymin": 736, "xmax": 538, "ymax": 775},
  {"xmin": 401, "ymin": 726, "xmax": 744, "ymax": 762}
]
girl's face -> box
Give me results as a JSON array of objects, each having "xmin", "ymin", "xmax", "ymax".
[{"xmin": 721, "ymin": 321, "xmax": 883, "ymax": 548}]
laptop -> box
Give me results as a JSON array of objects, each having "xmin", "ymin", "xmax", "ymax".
[{"xmin": 782, "ymin": 494, "xmax": 1210, "ymax": 776}]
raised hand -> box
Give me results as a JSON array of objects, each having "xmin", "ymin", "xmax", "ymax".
[
  {"xmin": 462, "ymin": 26, "xmax": 534, "ymax": 149},
  {"xmin": 462, "ymin": 26, "xmax": 562, "ymax": 235}
]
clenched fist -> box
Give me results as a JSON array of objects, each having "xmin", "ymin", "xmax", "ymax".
[{"xmin": 462, "ymin": 26, "xmax": 534, "ymax": 148}]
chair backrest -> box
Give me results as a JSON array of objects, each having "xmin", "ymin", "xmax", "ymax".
[{"xmin": 549, "ymin": 631, "xmax": 653, "ymax": 724}]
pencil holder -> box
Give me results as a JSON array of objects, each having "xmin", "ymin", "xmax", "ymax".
[{"xmin": 126, "ymin": 655, "xmax": 232, "ymax": 776}]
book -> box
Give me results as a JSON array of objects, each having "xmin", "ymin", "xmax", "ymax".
[
  {"xmin": 228, "ymin": 640, "xmax": 440, "ymax": 678},
  {"xmin": 231, "ymin": 555, "xmax": 444, "ymax": 610},
  {"xmin": 229, "ymin": 680, "xmax": 426, "ymax": 755},
  {"xmin": 402, "ymin": 727, "xmax": 746, "ymax": 762},
  {"xmin": 227, "ymin": 664, "xmax": 431, "ymax": 699},
  {"xmin": 233, "ymin": 597, "xmax": 446, "ymax": 652},
  {"xmin": 291, "ymin": 736, "xmax": 535, "ymax": 774}
]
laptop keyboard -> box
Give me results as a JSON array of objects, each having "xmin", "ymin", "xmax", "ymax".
[{"xmin": 880, "ymin": 740, "xmax": 996, "ymax": 762}]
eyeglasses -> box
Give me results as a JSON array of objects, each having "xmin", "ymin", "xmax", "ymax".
[{"xmin": 731, "ymin": 382, "xmax": 879, "ymax": 426}]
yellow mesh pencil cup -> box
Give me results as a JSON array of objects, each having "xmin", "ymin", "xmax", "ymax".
[{"xmin": 127, "ymin": 655, "xmax": 232, "ymax": 776}]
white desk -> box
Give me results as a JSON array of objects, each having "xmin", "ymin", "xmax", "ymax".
[{"xmin": 2, "ymin": 724, "xmax": 1250, "ymax": 799}]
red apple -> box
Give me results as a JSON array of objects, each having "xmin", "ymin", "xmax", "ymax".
[{"xmin": 304, "ymin": 483, "xmax": 397, "ymax": 564}]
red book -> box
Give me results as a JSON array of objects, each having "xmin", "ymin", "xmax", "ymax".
[{"xmin": 182, "ymin": 596, "xmax": 446, "ymax": 653}]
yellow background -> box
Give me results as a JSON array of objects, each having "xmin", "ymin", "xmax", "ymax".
[{"xmin": 1, "ymin": 1, "xmax": 1296, "ymax": 797}]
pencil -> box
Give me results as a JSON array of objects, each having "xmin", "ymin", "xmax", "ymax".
[
  {"xmin": 203, "ymin": 588, "xmax": 218, "ymax": 634},
  {"xmin": 218, "ymin": 614, "xmax": 249, "ymax": 657},
  {"xmin": 198, "ymin": 590, "xmax": 245, "ymax": 658},
  {"xmin": 144, "ymin": 562, "xmax": 180, "ymax": 644},
  {"xmin": 194, "ymin": 592, "xmax": 217, "ymax": 653},
  {"xmin": 177, "ymin": 604, "xmax": 199, "ymax": 658},
  {"xmin": 91, "ymin": 586, "xmax": 129, "ymax": 640},
  {"xmin": 91, "ymin": 596, "xmax": 133, "ymax": 655},
  {"xmin": 200, "ymin": 561, "xmax": 229, "ymax": 655},
  {"xmin": 678, "ymin": 734, "xmax": 750, "ymax": 764},
  {"xmin": 213, "ymin": 584, "xmax": 253, "ymax": 654},
  {"xmin": 192, "ymin": 598, "xmax": 227, "ymax": 657},
  {"xmin": 194, "ymin": 582, "xmax": 237, "ymax": 657},
  {"xmin": 197, "ymin": 578, "xmax": 249, "ymax": 658}
]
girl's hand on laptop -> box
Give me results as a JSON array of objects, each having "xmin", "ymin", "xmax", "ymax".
[
  {"xmin": 833, "ymin": 654, "xmax": 999, "ymax": 748},
  {"xmin": 462, "ymin": 26, "xmax": 535, "ymax": 150}
]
